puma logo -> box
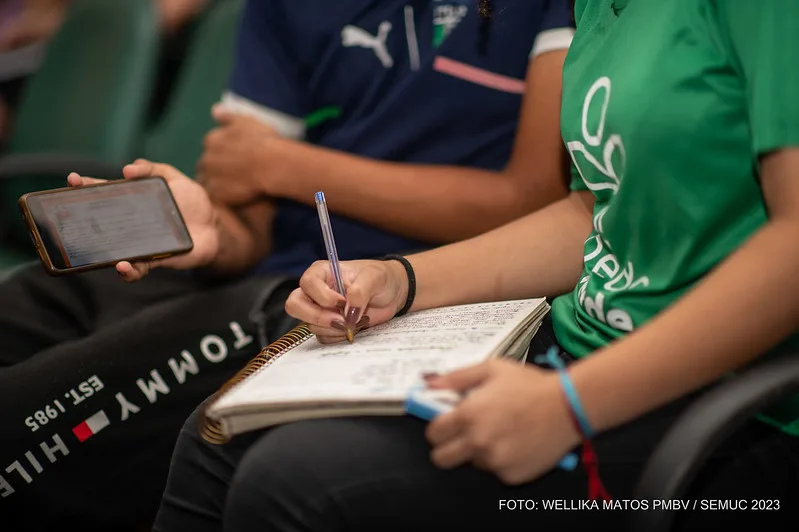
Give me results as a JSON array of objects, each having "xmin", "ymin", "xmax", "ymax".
[{"xmin": 341, "ymin": 21, "xmax": 394, "ymax": 68}]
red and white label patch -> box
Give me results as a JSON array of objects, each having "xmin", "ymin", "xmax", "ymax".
[{"xmin": 72, "ymin": 410, "xmax": 110, "ymax": 442}]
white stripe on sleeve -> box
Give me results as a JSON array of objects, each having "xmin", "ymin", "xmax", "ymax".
[
  {"xmin": 530, "ymin": 27, "xmax": 575, "ymax": 58},
  {"xmin": 220, "ymin": 91, "xmax": 306, "ymax": 140}
]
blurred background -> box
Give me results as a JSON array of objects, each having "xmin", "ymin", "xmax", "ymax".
[{"xmin": 0, "ymin": 0, "xmax": 242, "ymax": 271}]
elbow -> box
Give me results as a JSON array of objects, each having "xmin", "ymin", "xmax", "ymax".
[
  {"xmin": 517, "ymin": 177, "xmax": 570, "ymax": 213},
  {"xmin": 501, "ymin": 157, "xmax": 570, "ymax": 211},
  {"xmin": 488, "ymin": 172, "xmax": 568, "ymax": 223}
]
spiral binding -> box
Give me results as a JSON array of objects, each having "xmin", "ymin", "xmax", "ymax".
[{"xmin": 199, "ymin": 322, "xmax": 313, "ymax": 444}]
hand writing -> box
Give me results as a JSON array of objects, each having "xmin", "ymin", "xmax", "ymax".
[
  {"xmin": 284, "ymin": 259, "xmax": 408, "ymax": 343},
  {"xmin": 424, "ymin": 359, "xmax": 580, "ymax": 484}
]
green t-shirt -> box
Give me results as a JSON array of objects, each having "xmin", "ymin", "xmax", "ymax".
[{"xmin": 550, "ymin": 0, "xmax": 799, "ymax": 436}]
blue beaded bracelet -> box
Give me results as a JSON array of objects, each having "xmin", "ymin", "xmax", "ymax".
[{"xmin": 535, "ymin": 346, "xmax": 595, "ymax": 438}]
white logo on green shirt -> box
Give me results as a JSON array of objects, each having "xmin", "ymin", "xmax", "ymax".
[{"xmin": 565, "ymin": 76, "xmax": 650, "ymax": 332}]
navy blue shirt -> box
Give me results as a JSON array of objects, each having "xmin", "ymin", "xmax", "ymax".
[{"xmin": 225, "ymin": 0, "xmax": 574, "ymax": 277}]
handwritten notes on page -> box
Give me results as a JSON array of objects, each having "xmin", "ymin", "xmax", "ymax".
[{"xmin": 213, "ymin": 298, "xmax": 548, "ymax": 411}]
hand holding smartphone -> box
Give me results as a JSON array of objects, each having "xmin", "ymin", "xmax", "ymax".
[{"xmin": 19, "ymin": 177, "xmax": 194, "ymax": 276}]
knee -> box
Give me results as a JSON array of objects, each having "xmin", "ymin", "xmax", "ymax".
[
  {"xmin": 155, "ymin": 404, "xmax": 242, "ymax": 530},
  {"xmin": 223, "ymin": 421, "xmax": 355, "ymax": 531},
  {"xmin": 166, "ymin": 401, "xmax": 233, "ymax": 483},
  {"xmin": 223, "ymin": 429, "xmax": 318, "ymax": 530},
  {"xmin": 222, "ymin": 417, "xmax": 425, "ymax": 531},
  {"xmin": 174, "ymin": 402, "xmax": 207, "ymax": 453}
]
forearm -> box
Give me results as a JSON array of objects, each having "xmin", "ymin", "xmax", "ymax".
[
  {"xmin": 204, "ymin": 201, "xmax": 274, "ymax": 276},
  {"xmin": 405, "ymin": 191, "xmax": 593, "ymax": 311},
  {"xmin": 272, "ymin": 139, "xmax": 567, "ymax": 243},
  {"xmin": 570, "ymin": 220, "xmax": 799, "ymax": 434}
]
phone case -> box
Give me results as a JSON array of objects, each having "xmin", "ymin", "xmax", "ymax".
[{"xmin": 17, "ymin": 177, "xmax": 193, "ymax": 276}]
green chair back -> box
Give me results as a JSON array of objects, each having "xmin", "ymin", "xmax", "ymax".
[
  {"xmin": 142, "ymin": 0, "xmax": 244, "ymax": 177},
  {"xmin": 0, "ymin": 0, "xmax": 160, "ymax": 259},
  {"xmin": 7, "ymin": 0, "xmax": 159, "ymax": 164},
  {"xmin": 0, "ymin": 0, "xmax": 243, "ymax": 272}
]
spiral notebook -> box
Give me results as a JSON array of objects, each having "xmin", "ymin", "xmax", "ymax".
[{"xmin": 200, "ymin": 298, "xmax": 550, "ymax": 443}]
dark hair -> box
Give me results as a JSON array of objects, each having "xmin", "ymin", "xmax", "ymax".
[{"xmin": 477, "ymin": 0, "xmax": 492, "ymax": 54}]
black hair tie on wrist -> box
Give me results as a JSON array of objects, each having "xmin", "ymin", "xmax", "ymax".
[{"xmin": 379, "ymin": 255, "xmax": 416, "ymax": 317}]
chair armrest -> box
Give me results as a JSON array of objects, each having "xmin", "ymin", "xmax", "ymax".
[
  {"xmin": 0, "ymin": 153, "xmax": 124, "ymax": 180},
  {"xmin": 629, "ymin": 352, "xmax": 799, "ymax": 532}
]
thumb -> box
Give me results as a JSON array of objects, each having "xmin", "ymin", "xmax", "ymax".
[
  {"xmin": 428, "ymin": 361, "xmax": 494, "ymax": 392},
  {"xmin": 342, "ymin": 263, "xmax": 391, "ymax": 325},
  {"xmin": 115, "ymin": 260, "xmax": 154, "ymax": 282},
  {"xmin": 67, "ymin": 172, "xmax": 106, "ymax": 187}
]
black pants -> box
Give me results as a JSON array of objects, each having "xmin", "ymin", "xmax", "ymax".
[
  {"xmin": 152, "ymin": 318, "xmax": 799, "ymax": 532},
  {"xmin": 0, "ymin": 264, "xmax": 297, "ymax": 532}
]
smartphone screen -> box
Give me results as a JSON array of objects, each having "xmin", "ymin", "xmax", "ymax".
[{"xmin": 23, "ymin": 178, "xmax": 193, "ymax": 271}]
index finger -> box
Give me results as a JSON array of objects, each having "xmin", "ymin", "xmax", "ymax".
[
  {"xmin": 115, "ymin": 260, "xmax": 152, "ymax": 282},
  {"xmin": 67, "ymin": 172, "xmax": 106, "ymax": 188},
  {"xmin": 298, "ymin": 261, "xmax": 347, "ymax": 310},
  {"xmin": 426, "ymin": 407, "xmax": 467, "ymax": 447},
  {"xmin": 425, "ymin": 385, "xmax": 487, "ymax": 445},
  {"xmin": 426, "ymin": 361, "xmax": 493, "ymax": 392}
]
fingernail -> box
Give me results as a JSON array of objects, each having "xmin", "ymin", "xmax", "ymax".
[
  {"xmin": 354, "ymin": 316, "xmax": 370, "ymax": 334},
  {"xmin": 422, "ymin": 372, "xmax": 440, "ymax": 381},
  {"xmin": 345, "ymin": 306, "xmax": 361, "ymax": 328},
  {"xmin": 335, "ymin": 301, "xmax": 346, "ymax": 314},
  {"xmin": 330, "ymin": 320, "xmax": 346, "ymax": 332}
]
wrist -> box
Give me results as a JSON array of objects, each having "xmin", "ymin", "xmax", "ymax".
[
  {"xmin": 537, "ymin": 347, "xmax": 612, "ymax": 500},
  {"xmin": 204, "ymin": 207, "xmax": 227, "ymax": 269},
  {"xmin": 567, "ymin": 351, "xmax": 621, "ymax": 435},
  {"xmin": 379, "ymin": 255, "xmax": 416, "ymax": 317},
  {"xmin": 547, "ymin": 372, "xmax": 582, "ymax": 448},
  {"xmin": 260, "ymin": 136, "xmax": 304, "ymax": 199},
  {"xmin": 386, "ymin": 259, "xmax": 410, "ymax": 316},
  {"xmin": 536, "ymin": 348, "xmax": 594, "ymax": 443},
  {"xmin": 556, "ymin": 372, "xmax": 591, "ymax": 446}
]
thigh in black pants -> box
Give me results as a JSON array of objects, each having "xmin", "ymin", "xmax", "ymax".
[
  {"xmin": 0, "ymin": 265, "xmax": 297, "ymax": 532},
  {"xmin": 153, "ymin": 318, "xmax": 799, "ymax": 532}
]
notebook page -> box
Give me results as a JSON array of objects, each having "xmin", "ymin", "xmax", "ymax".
[{"xmin": 212, "ymin": 299, "xmax": 547, "ymax": 412}]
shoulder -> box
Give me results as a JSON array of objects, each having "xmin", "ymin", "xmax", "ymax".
[
  {"xmin": 238, "ymin": 0, "xmax": 356, "ymax": 27},
  {"xmin": 235, "ymin": 0, "xmax": 359, "ymax": 52},
  {"xmin": 571, "ymin": 0, "xmax": 615, "ymax": 27}
]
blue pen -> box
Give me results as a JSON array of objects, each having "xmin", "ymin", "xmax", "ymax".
[{"xmin": 314, "ymin": 191, "xmax": 353, "ymax": 341}]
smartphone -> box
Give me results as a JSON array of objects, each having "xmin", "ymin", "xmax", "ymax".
[{"xmin": 18, "ymin": 177, "xmax": 193, "ymax": 276}]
